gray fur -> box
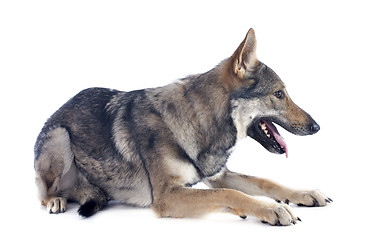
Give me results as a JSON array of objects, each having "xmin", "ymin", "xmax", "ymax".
[
  {"xmin": 34, "ymin": 70, "xmax": 237, "ymax": 214},
  {"xmin": 34, "ymin": 28, "xmax": 322, "ymax": 219}
]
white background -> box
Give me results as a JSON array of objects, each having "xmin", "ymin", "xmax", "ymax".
[{"xmin": 1, "ymin": 0, "xmax": 381, "ymax": 239}]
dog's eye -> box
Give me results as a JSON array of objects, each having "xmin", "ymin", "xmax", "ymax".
[{"xmin": 273, "ymin": 90, "xmax": 285, "ymax": 99}]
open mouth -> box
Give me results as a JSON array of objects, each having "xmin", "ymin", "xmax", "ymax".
[{"xmin": 248, "ymin": 119, "xmax": 289, "ymax": 158}]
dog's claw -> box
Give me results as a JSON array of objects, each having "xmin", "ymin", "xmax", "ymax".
[
  {"xmin": 297, "ymin": 217, "xmax": 302, "ymax": 222},
  {"xmin": 311, "ymin": 195, "xmax": 320, "ymax": 207},
  {"xmin": 275, "ymin": 199, "xmax": 289, "ymax": 205}
]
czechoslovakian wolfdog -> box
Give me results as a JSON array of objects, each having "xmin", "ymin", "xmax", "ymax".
[{"xmin": 34, "ymin": 28, "xmax": 331, "ymax": 226}]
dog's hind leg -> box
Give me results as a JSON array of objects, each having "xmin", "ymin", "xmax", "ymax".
[
  {"xmin": 35, "ymin": 127, "xmax": 109, "ymax": 216},
  {"xmin": 34, "ymin": 127, "xmax": 74, "ymax": 214}
]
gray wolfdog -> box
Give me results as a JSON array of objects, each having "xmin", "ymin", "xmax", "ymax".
[{"xmin": 34, "ymin": 28, "xmax": 332, "ymax": 226}]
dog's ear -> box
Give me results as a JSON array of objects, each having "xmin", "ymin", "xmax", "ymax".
[{"xmin": 232, "ymin": 28, "xmax": 259, "ymax": 79}]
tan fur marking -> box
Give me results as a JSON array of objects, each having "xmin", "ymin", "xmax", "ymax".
[
  {"xmin": 151, "ymin": 186, "xmax": 297, "ymax": 225},
  {"xmin": 206, "ymin": 169, "xmax": 330, "ymax": 207},
  {"xmin": 285, "ymin": 96, "xmax": 311, "ymax": 125},
  {"xmin": 220, "ymin": 28, "xmax": 260, "ymax": 91}
]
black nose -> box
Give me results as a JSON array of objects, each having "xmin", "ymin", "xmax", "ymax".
[{"xmin": 310, "ymin": 123, "xmax": 320, "ymax": 134}]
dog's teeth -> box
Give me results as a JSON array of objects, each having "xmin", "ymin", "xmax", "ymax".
[{"xmin": 259, "ymin": 122, "xmax": 272, "ymax": 138}]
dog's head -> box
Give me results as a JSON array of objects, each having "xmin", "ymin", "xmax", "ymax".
[{"xmin": 226, "ymin": 28, "xmax": 320, "ymax": 158}]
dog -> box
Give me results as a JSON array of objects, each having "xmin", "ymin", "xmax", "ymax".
[{"xmin": 34, "ymin": 28, "xmax": 331, "ymax": 226}]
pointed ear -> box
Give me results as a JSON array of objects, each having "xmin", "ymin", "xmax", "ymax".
[{"xmin": 232, "ymin": 28, "xmax": 259, "ymax": 79}]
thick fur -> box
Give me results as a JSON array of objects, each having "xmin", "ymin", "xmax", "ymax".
[{"xmin": 34, "ymin": 28, "xmax": 331, "ymax": 225}]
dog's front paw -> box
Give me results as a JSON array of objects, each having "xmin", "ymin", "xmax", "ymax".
[
  {"xmin": 289, "ymin": 190, "xmax": 332, "ymax": 207},
  {"xmin": 257, "ymin": 203, "xmax": 300, "ymax": 226}
]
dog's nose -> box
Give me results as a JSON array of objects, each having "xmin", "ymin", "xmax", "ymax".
[{"xmin": 310, "ymin": 123, "xmax": 320, "ymax": 134}]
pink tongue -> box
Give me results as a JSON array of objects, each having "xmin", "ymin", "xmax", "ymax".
[{"xmin": 264, "ymin": 121, "xmax": 289, "ymax": 158}]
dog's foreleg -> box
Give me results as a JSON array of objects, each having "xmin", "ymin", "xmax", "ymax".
[
  {"xmin": 204, "ymin": 169, "xmax": 332, "ymax": 207},
  {"xmin": 151, "ymin": 186, "xmax": 298, "ymax": 226}
]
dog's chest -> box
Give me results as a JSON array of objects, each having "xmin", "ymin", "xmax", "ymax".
[
  {"xmin": 193, "ymin": 121, "xmax": 237, "ymax": 178},
  {"xmin": 165, "ymin": 158, "xmax": 200, "ymax": 185}
]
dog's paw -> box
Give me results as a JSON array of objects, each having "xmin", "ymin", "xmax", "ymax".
[
  {"xmin": 258, "ymin": 203, "xmax": 300, "ymax": 226},
  {"xmin": 47, "ymin": 197, "xmax": 67, "ymax": 214},
  {"xmin": 289, "ymin": 190, "xmax": 332, "ymax": 207}
]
